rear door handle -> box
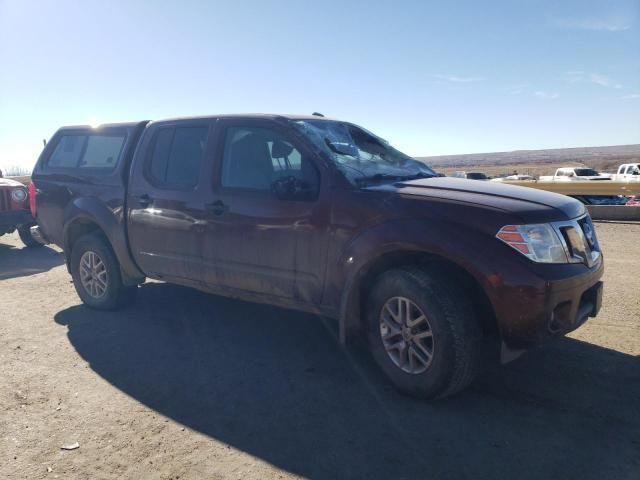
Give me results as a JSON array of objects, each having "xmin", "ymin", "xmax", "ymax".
[
  {"xmin": 137, "ymin": 194, "xmax": 152, "ymax": 207},
  {"xmin": 206, "ymin": 200, "xmax": 229, "ymax": 216}
]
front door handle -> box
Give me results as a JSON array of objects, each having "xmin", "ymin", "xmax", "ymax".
[
  {"xmin": 206, "ymin": 200, "xmax": 229, "ymax": 216},
  {"xmin": 137, "ymin": 194, "xmax": 152, "ymax": 207}
]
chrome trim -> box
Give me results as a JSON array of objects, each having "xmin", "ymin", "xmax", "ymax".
[{"xmin": 29, "ymin": 225, "xmax": 48, "ymax": 245}]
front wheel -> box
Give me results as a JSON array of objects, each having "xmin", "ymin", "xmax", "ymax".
[
  {"xmin": 366, "ymin": 268, "xmax": 483, "ymax": 399},
  {"xmin": 18, "ymin": 223, "xmax": 44, "ymax": 248},
  {"xmin": 69, "ymin": 233, "xmax": 137, "ymax": 310}
]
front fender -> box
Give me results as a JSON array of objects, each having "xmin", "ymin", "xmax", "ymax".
[
  {"xmin": 63, "ymin": 197, "xmax": 144, "ymax": 282},
  {"xmin": 337, "ymin": 218, "xmax": 496, "ymax": 343}
]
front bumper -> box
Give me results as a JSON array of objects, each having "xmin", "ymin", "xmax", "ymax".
[
  {"xmin": 0, "ymin": 210, "xmax": 32, "ymax": 227},
  {"xmin": 493, "ymin": 257, "xmax": 604, "ymax": 350},
  {"xmin": 29, "ymin": 225, "xmax": 49, "ymax": 245}
]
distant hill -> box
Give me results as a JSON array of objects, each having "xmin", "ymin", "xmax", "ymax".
[{"xmin": 417, "ymin": 144, "xmax": 640, "ymax": 175}]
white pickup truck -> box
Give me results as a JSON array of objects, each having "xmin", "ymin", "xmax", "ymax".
[
  {"xmin": 539, "ymin": 167, "xmax": 612, "ymax": 181},
  {"xmin": 613, "ymin": 163, "xmax": 640, "ymax": 181}
]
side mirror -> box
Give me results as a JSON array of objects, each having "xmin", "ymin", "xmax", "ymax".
[{"xmin": 271, "ymin": 176, "xmax": 316, "ymax": 201}]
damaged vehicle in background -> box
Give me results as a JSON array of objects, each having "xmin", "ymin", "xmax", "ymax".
[{"xmin": 29, "ymin": 113, "xmax": 604, "ymax": 399}]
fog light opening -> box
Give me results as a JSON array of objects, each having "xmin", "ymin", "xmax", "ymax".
[{"xmin": 548, "ymin": 301, "xmax": 572, "ymax": 333}]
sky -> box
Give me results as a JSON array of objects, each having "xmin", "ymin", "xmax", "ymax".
[{"xmin": 1, "ymin": 0, "xmax": 639, "ymax": 170}]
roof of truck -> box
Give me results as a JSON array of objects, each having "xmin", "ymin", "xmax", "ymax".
[
  {"xmin": 151, "ymin": 113, "xmax": 339, "ymax": 123},
  {"xmin": 57, "ymin": 121, "xmax": 148, "ymax": 131},
  {"xmin": 58, "ymin": 114, "xmax": 338, "ymax": 131}
]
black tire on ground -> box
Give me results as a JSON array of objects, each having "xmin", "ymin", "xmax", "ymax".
[
  {"xmin": 69, "ymin": 232, "xmax": 137, "ymax": 310},
  {"xmin": 18, "ymin": 223, "xmax": 44, "ymax": 248},
  {"xmin": 366, "ymin": 267, "xmax": 483, "ymax": 399}
]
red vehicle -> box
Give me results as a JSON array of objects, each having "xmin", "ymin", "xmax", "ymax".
[{"xmin": 0, "ymin": 175, "xmax": 42, "ymax": 247}]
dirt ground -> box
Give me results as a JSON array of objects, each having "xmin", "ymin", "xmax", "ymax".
[{"xmin": 1, "ymin": 223, "xmax": 638, "ymax": 480}]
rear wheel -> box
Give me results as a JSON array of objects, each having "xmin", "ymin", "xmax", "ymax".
[
  {"xmin": 70, "ymin": 233, "xmax": 137, "ymax": 310},
  {"xmin": 18, "ymin": 223, "xmax": 43, "ymax": 248},
  {"xmin": 366, "ymin": 268, "xmax": 483, "ymax": 399}
]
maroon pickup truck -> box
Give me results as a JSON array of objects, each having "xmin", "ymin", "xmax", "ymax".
[{"xmin": 29, "ymin": 114, "xmax": 604, "ymax": 398}]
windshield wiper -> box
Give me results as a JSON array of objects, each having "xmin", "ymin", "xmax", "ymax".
[{"xmin": 356, "ymin": 171, "xmax": 435, "ymax": 186}]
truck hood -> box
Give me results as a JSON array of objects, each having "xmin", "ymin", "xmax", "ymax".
[
  {"xmin": 0, "ymin": 178, "xmax": 25, "ymax": 188},
  {"xmin": 365, "ymin": 177, "xmax": 585, "ymax": 224}
]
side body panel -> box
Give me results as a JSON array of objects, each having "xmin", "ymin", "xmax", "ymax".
[
  {"xmin": 126, "ymin": 118, "xmax": 215, "ymax": 281},
  {"xmin": 326, "ymin": 187, "xmax": 603, "ymax": 346}
]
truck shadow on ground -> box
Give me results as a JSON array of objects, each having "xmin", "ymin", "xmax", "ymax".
[
  {"xmin": 54, "ymin": 283, "xmax": 639, "ymax": 480},
  {"xmin": 0, "ymin": 243, "xmax": 64, "ymax": 280}
]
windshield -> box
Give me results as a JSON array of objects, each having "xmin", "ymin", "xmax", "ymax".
[
  {"xmin": 466, "ymin": 172, "xmax": 488, "ymax": 180},
  {"xmin": 292, "ymin": 120, "xmax": 436, "ymax": 185},
  {"xmin": 575, "ymin": 168, "xmax": 599, "ymax": 176}
]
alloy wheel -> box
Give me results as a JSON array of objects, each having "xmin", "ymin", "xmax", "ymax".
[
  {"xmin": 79, "ymin": 251, "xmax": 108, "ymax": 299},
  {"xmin": 379, "ymin": 296, "xmax": 434, "ymax": 374}
]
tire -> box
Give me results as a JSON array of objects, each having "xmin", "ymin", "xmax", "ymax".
[
  {"xmin": 69, "ymin": 233, "xmax": 137, "ymax": 310},
  {"xmin": 18, "ymin": 223, "xmax": 44, "ymax": 248},
  {"xmin": 366, "ymin": 267, "xmax": 483, "ymax": 399}
]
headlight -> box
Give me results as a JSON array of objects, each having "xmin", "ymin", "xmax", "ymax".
[
  {"xmin": 496, "ymin": 223, "xmax": 568, "ymax": 263},
  {"xmin": 11, "ymin": 188, "xmax": 27, "ymax": 202}
]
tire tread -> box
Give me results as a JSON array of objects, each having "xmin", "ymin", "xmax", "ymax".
[
  {"xmin": 70, "ymin": 232, "xmax": 137, "ymax": 310},
  {"xmin": 402, "ymin": 267, "xmax": 482, "ymax": 398},
  {"xmin": 366, "ymin": 266, "xmax": 483, "ymax": 399}
]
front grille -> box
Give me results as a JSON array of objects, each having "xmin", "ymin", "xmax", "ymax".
[
  {"xmin": 553, "ymin": 214, "xmax": 601, "ymax": 267},
  {"xmin": 577, "ymin": 216, "xmax": 598, "ymax": 251},
  {"xmin": 561, "ymin": 226, "xmax": 590, "ymax": 262},
  {"xmin": 0, "ymin": 190, "xmax": 9, "ymax": 212}
]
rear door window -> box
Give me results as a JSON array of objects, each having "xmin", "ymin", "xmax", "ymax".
[
  {"xmin": 149, "ymin": 129, "xmax": 173, "ymax": 183},
  {"xmin": 147, "ymin": 126, "xmax": 208, "ymax": 189}
]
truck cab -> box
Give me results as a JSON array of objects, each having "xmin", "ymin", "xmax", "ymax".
[
  {"xmin": 450, "ymin": 171, "xmax": 488, "ymax": 180},
  {"xmin": 545, "ymin": 167, "xmax": 611, "ymax": 181},
  {"xmin": 616, "ymin": 163, "xmax": 640, "ymax": 180}
]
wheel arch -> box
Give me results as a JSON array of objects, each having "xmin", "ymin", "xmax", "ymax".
[
  {"xmin": 339, "ymin": 248, "xmax": 498, "ymax": 344},
  {"xmin": 63, "ymin": 198, "xmax": 144, "ymax": 285},
  {"xmin": 63, "ymin": 216, "xmax": 106, "ymax": 259}
]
